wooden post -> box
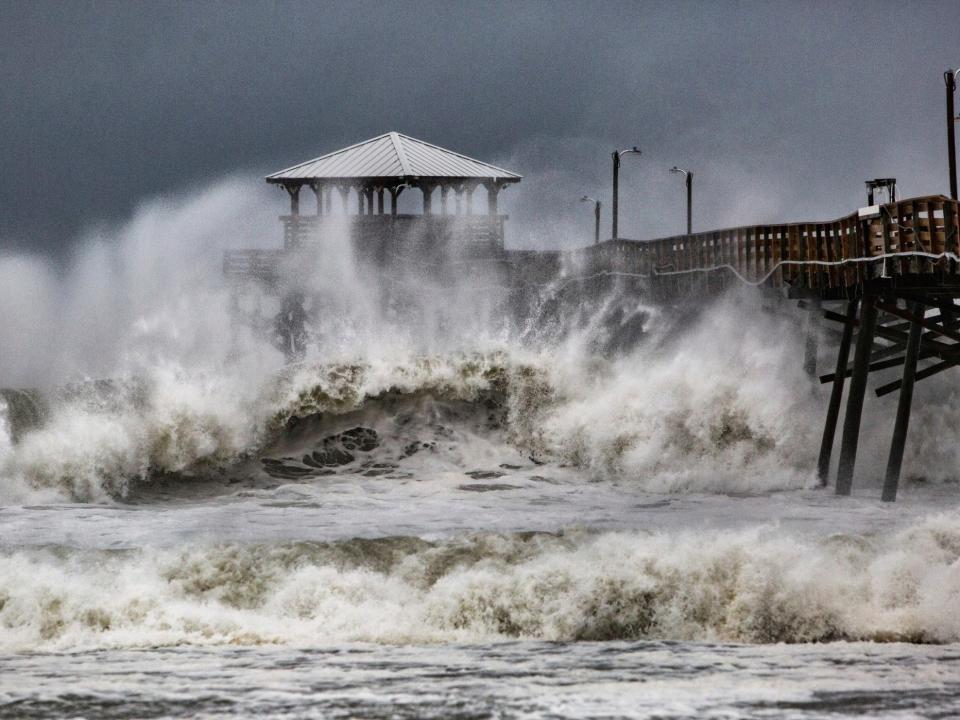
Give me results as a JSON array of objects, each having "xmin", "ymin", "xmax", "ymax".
[
  {"xmin": 377, "ymin": 188, "xmax": 384, "ymax": 215},
  {"xmin": 365, "ymin": 187, "xmax": 375, "ymax": 216},
  {"xmin": 311, "ymin": 183, "xmax": 323, "ymax": 215},
  {"xmin": 882, "ymin": 302, "xmax": 925, "ymax": 501},
  {"xmin": 441, "ymin": 186, "xmax": 450, "ymax": 215},
  {"xmin": 817, "ymin": 299, "xmax": 858, "ymax": 485},
  {"xmin": 836, "ymin": 295, "xmax": 878, "ymax": 495}
]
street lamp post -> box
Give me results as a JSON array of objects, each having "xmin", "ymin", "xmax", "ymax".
[
  {"xmin": 611, "ymin": 146, "xmax": 641, "ymax": 239},
  {"xmin": 580, "ymin": 196, "xmax": 601, "ymax": 244},
  {"xmin": 946, "ymin": 68, "xmax": 958, "ymax": 201},
  {"xmin": 670, "ymin": 166, "xmax": 693, "ymax": 235}
]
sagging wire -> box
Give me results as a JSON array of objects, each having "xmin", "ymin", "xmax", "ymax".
[{"xmin": 381, "ymin": 244, "xmax": 960, "ymax": 297}]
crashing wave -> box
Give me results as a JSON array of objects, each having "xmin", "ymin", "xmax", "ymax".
[
  {"xmin": 0, "ymin": 334, "xmax": 821, "ymax": 502},
  {"xmin": 2, "ymin": 513, "xmax": 959, "ymax": 651}
]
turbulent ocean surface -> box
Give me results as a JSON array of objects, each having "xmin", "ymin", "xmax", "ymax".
[{"xmin": 1, "ymin": 183, "xmax": 959, "ymax": 718}]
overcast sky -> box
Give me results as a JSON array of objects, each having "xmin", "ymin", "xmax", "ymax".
[{"xmin": 1, "ymin": 0, "xmax": 958, "ymax": 255}]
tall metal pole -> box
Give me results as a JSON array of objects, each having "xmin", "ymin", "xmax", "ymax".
[
  {"xmin": 594, "ymin": 200, "xmax": 601, "ymax": 244},
  {"xmin": 581, "ymin": 196, "xmax": 602, "ymax": 244},
  {"xmin": 946, "ymin": 69, "xmax": 958, "ymax": 201},
  {"xmin": 611, "ymin": 147, "xmax": 640, "ymax": 240},
  {"xmin": 612, "ymin": 151, "xmax": 620, "ymax": 239},
  {"xmin": 671, "ymin": 167, "xmax": 692, "ymax": 235}
]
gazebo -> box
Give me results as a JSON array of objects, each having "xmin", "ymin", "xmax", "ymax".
[{"xmin": 264, "ymin": 132, "xmax": 522, "ymax": 250}]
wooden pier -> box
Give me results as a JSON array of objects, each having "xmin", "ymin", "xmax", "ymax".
[
  {"xmin": 225, "ymin": 132, "xmax": 960, "ymax": 502},
  {"xmin": 560, "ymin": 194, "xmax": 960, "ymax": 501}
]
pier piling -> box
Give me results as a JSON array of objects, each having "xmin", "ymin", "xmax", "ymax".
[
  {"xmin": 836, "ymin": 295, "xmax": 878, "ymax": 496},
  {"xmin": 881, "ymin": 302, "xmax": 925, "ymax": 501},
  {"xmin": 803, "ymin": 298, "xmax": 821, "ymax": 379},
  {"xmin": 817, "ymin": 299, "xmax": 858, "ymax": 486}
]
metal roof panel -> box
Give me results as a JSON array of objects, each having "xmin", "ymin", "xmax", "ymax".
[{"xmin": 266, "ymin": 132, "xmax": 520, "ymax": 183}]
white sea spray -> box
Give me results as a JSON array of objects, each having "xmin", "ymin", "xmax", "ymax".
[{"xmin": 2, "ymin": 513, "xmax": 959, "ymax": 652}]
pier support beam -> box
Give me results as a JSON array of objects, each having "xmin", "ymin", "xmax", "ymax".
[
  {"xmin": 881, "ymin": 302, "xmax": 925, "ymax": 502},
  {"xmin": 277, "ymin": 292, "xmax": 307, "ymax": 361},
  {"xmin": 817, "ymin": 299, "xmax": 858, "ymax": 486},
  {"xmin": 803, "ymin": 298, "xmax": 821, "ymax": 379},
  {"xmin": 836, "ymin": 295, "xmax": 878, "ymax": 495}
]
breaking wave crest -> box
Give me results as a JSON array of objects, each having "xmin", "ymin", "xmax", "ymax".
[
  {"xmin": 6, "ymin": 288, "xmax": 960, "ymax": 502},
  {"xmin": 3, "ymin": 513, "xmax": 960, "ymax": 651},
  {"xmin": 0, "ymin": 309, "xmax": 824, "ymax": 503}
]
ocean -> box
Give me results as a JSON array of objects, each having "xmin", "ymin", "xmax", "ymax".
[{"xmin": 1, "ymin": 181, "xmax": 958, "ymax": 718}]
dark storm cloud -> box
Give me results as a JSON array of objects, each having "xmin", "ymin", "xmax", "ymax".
[{"xmin": 1, "ymin": 0, "xmax": 957, "ymax": 253}]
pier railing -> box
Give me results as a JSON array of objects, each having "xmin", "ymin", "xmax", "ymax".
[
  {"xmin": 278, "ymin": 214, "xmax": 506, "ymax": 252},
  {"xmin": 222, "ymin": 249, "xmax": 283, "ymax": 286},
  {"xmin": 225, "ymin": 195, "xmax": 960, "ymax": 299},
  {"xmin": 609, "ymin": 195, "xmax": 959, "ymax": 293}
]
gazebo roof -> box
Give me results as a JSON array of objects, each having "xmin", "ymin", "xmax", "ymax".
[{"xmin": 266, "ymin": 132, "xmax": 521, "ymax": 185}]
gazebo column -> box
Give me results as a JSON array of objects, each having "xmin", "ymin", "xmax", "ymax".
[
  {"xmin": 336, "ymin": 185, "xmax": 349, "ymax": 215},
  {"xmin": 324, "ymin": 187, "xmax": 333, "ymax": 215},
  {"xmin": 389, "ymin": 185, "xmax": 404, "ymax": 215},
  {"xmin": 364, "ymin": 187, "xmax": 374, "ymax": 216},
  {"xmin": 484, "ymin": 181, "xmax": 501, "ymax": 216},
  {"xmin": 467, "ymin": 183, "xmax": 478, "ymax": 215},
  {"xmin": 452, "ymin": 183, "xmax": 464, "ymax": 215},
  {"xmin": 440, "ymin": 186, "xmax": 450, "ymax": 215},
  {"xmin": 377, "ymin": 187, "xmax": 385, "ymax": 214},
  {"xmin": 357, "ymin": 186, "xmax": 366, "ymax": 215},
  {"xmin": 285, "ymin": 184, "xmax": 302, "ymax": 216},
  {"xmin": 310, "ymin": 182, "xmax": 323, "ymax": 216},
  {"xmin": 421, "ymin": 182, "xmax": 435, "ymax": 215}
]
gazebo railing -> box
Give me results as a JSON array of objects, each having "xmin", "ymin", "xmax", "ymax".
[{"xmin": 279, "ymin": 214, "xmax": 507, "ymax": 251}]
